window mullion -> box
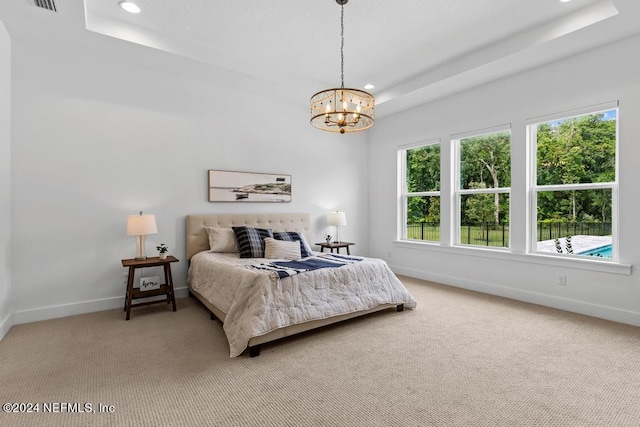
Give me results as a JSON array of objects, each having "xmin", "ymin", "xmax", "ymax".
[
  {"xmin": 459, "ymin": 187, "xmax": 511, "ymax": 195},
  {"xmin": 535, "ymin": 182, "xmax": 614, "ymax": 192},
  {"xmin": 406, "ymin": 191, "xmax": 441, "ymax": 197}
]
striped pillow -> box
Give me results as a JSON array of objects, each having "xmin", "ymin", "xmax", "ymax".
[
  {"xmin": 264, "ymin": 238, "xmax": 302, "ymax": 260},
  {"xmin": 232, "ymin": 226, "xmax": 273, "ymax": 258},
  {"xmin": 273, "ymin": 231, "xmax": 313, "ymax": 258}
]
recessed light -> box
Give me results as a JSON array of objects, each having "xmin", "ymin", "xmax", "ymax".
[
  {"xmin": 560, "ymin": 0, "xmax": 571, "ymax": 3},
  {"xmin": 364, "ymin": 83, "xmax": 375, "ymax": 90},
  {"xmin": 119, "ymin": 1, "xmax": 141, "ymax": 14}
]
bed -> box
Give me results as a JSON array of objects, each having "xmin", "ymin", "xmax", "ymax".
[{"xmin": 186, "ymin": 213, "xmax": 417, "ymax": 357}]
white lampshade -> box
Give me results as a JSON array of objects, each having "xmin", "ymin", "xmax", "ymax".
[
  {"xmin": 127, "ymin": 212, "xmax": 158, "ymax": 260},
  {"xmin": 328, "ymin": 211, "xmax": 347, "ymax": 226},
  {"xmin": 127, "ymin": 213, "xmax": 158, "ymax": 236}
]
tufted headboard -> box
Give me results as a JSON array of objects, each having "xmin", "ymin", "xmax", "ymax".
[{"xmin": 186, "ymin": 213, "xmax": 311, "ymax": 260}]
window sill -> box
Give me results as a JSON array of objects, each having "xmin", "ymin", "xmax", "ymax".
[{"xmin": 393, "ymin": 240, "xmax": 632, "ymax": 275}]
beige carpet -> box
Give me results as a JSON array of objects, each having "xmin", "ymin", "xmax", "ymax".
[{"xmin": 1, "ymin": 276, "xmax": 639, "ymax": 427}]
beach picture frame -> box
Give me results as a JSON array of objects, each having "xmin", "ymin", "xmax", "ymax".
[{"xmin": 208, "ymin": 170, "xmax": 292, "ymax": 202}]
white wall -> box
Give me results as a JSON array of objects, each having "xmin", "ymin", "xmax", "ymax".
[
  {"xmin": 0, "ymin": 20, "xmax": 11, "ymax": 339},
  {"xmin": 8, "ymin": 12, "xmax": 639, "ymax": 329},
  {"xmin": 369, "ymin": 34, "xmax": 640, "ymax": 326},
  {"xmin": 9, "ymin": 33, "xmax": 370, "ymax": 322}
]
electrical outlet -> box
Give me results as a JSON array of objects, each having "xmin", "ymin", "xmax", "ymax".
[{"xmin": 558, "ymin": 275, "xmax": 567, "ymax": 286}]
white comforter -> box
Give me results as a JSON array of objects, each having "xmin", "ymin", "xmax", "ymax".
[{"xmin": 188, "ymin": 251, "xmax": 417, "ymax": 357}]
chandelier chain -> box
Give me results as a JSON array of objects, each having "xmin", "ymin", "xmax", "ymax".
[{"xmin": 340, "ymin": 2, "xmax": 344, "ymax": 89}]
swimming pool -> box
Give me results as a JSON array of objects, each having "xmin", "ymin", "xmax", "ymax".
[{"xmin": 578, "ymin": 244, "xmax": 612, "ymax": 258}]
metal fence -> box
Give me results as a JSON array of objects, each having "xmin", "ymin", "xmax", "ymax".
[
  {"xmin": 406, "ymin": 222, "xmax": 440, "ymax": 242},
  {"xmin": 460, "ymin": 223, "xmax": 508, "ymax": 247},
  {"xmin": 406, "ymin": 221, "xmax": 612, "ymax": 247},
  {"xmin": 536, "ymin": 221, "xmax": 611, "ymax": 241}
]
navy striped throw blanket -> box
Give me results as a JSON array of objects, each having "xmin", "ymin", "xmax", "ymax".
[{"xmin": 248, "ymin": 253, "xmax": 362, "ymax": 279}]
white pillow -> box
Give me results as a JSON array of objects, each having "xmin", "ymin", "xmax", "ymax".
[
  {"xmin": 205, "ymin": 227, "xmax": 238, "ymax": 253},
  {"xmin": 264, "ymin": 237, "xmax": 301, "ymax": 260}
]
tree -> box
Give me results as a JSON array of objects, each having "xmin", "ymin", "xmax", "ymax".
[
  {"xmin": 403, "ymin": 112, "xmax": 615, "ymax": 234},
  {"xmin": 536, "ymin": 113, "xmax": 615, "ymax": 222},
  {"xmin": 460, "ymin": 132, "xmax": 510, "ymax": 225},
  {"xmin": 464, "ymin": 182, "xmax": 495, "ymax": 224},
  {"xmin": 406, "ymin": 145, "xmax": 440, "ymax": 223}
]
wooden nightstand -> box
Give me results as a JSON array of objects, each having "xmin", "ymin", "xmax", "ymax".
[
  {"xmin": 315, "ymin": 241, "xmax": 355, "ymax": 255},
  {"xmin": 121, "ymin": 256, "xmax": 179, "ymax": 320}
]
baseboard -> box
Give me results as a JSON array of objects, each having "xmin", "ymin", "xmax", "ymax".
[
  {"xmin": 0, "ymin": 312, "xmax": 13, "ymax": 341},
  {"xmin": 12, "ymin": 286, "xmax": 190, "ymax": 326},
  {"xmin": 391, "ymin": 265, "xmax": 640, "ymax": 327}
]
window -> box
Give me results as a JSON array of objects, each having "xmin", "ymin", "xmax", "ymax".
[
  {"xmin": 529, "ymin": 104, "xmax": 618, "ymax": 259},
  {"xmin": 396, "ymin": 102, "xmax": 622, "ymax": 270},
  {"xmin": 456, "ymin": 128, "xmax": 511, "ymax": 248},
  {"xmin": 400, "ymin": 142, "xmax": 440, "ymax": 242}
]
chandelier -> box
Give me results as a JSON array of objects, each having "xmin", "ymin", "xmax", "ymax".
[{"xmin": 310, "ymin": 0, "xmax": 374, "ymax": 134}]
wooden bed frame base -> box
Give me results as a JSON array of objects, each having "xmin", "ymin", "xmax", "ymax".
[{"xmin": 189, "ymin": 289, "xmax": 403, "ymax": 357}]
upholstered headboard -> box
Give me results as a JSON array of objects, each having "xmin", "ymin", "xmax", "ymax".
[{"xmin": 186, "ymin": 213, "xmax": 311, "ymax": 260}]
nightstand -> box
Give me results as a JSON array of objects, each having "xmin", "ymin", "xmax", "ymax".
[
  {"xmin": 315, "ymin": 241, "xmax": 355, "ymax": 255},
  {"xmin": 121, "ymin": 256, "xmax": 179, "ymax": 320}
]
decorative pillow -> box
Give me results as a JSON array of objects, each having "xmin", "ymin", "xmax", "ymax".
[
  {"xmin": 232, "ymin": 226, "xmax": 274, "ymax": 258},
  {"xmin": 273, "ymin": 231, "xmax": 313, "ymax": 258},
  {"xmin": 205, "ymin": 227, "xmax": 238, "ymax": 253},
  {"xmin": 264, "ymin": 237, "xmax": 302, "ymax": 260}
]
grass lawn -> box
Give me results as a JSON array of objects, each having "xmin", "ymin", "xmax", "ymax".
[{"xmin": 406, "ymin": 224, "xmax": 509, "ymax": 247}]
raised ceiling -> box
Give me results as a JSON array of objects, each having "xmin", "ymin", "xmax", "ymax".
[{"xmin": 3, "ymin": 0, "xmax": 640, "ymax": 117}]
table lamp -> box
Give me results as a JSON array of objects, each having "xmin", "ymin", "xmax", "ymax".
[
  {"xmin": 328, "ymin": 211, "xmax": 347, "ymax": 243},
  {"xmin": 127, "ymin": 211, "xmax": 158, "ymax": 260}
]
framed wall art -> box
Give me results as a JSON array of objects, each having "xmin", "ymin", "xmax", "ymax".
[{"xmin": 208, "ymin": 170, "xmax": 292, "ymax": 202}]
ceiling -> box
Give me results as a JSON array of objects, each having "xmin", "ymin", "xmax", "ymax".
[{"xmin": 2, "ymin": 0, "xmax": 640, "ymax": 118}]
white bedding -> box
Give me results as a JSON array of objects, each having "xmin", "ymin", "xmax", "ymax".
[{"xmin": 188, "ymin": 251, "xmax": 417, "ymax": 357}]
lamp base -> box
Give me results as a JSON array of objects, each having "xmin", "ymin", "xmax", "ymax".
[{"xmin": 134, "ymin": 235, "xmax": 148, "ymax": 260}]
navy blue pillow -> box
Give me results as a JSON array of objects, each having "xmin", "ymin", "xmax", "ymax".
[
  {"xmin": 273, "ymin": 231, "xmax": 313, "ymax": 258},
  {"xmin": 232, "ymin": 226, "xmax": 274, "ymax": 258}
]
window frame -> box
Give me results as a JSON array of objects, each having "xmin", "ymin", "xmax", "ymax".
[
  {"xmin": 453, "ymin": 125, "xmax": 512, "ymax": 249},
  {"xmin": 393, "ymin": 101, "xmax": 629, "ymax": 275},
  {"xmin": 398, "ymin": 138, "xmax": 441, "ymax": 243},
  {"xmin": 527, "ymin": 101, "xmax": 619, "ymax": 260}
]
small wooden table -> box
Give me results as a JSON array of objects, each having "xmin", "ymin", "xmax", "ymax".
[
  {"xmin": 121, "ymin": 256, "xmax": 179, "ymax": 320},
  {"xmin": 315, "ymin": 241, "xmax": 355, "ymax": 255}
]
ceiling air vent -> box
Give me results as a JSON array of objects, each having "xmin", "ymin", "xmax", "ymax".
[{"xmin": 34, "ymin": 0, "xmax": 58, "ymax": 12}]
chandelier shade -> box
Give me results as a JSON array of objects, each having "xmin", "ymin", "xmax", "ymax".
[
  {"xmin": 310, "ymin": 0, "xmax": 374, "ymax": 134},
  {"xmin": 310, "ymin": 88, "xmax": 374, "ymax": 134}
]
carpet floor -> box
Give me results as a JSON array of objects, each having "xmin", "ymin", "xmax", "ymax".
[{"xmin": 1, "ymin": 276, "xmax": 639, "ymax": 426}]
